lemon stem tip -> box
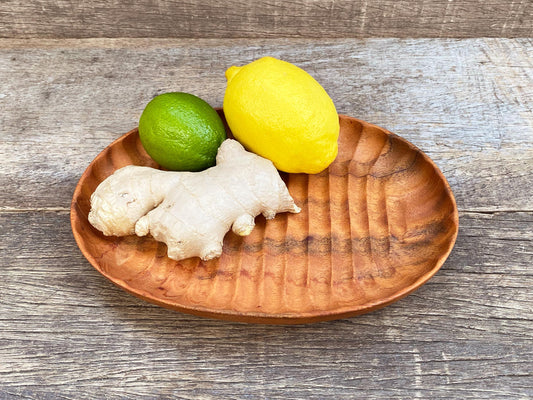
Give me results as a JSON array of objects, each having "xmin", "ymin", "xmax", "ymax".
[{"xmin": 225, "ymin": 66, "xmax": 241, "ymax": 82}]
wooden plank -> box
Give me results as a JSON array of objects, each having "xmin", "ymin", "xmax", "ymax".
[
  {"xmin": 0, "ymin": 210, "xmax": 531, "ymax": 398},
  {"xmin": 0, "ymin": 38, "xmax": 531, "ymax": 211},
  {"xmin": 0, "ymin": 37, "xmax": 531, "ymax": 397},
  {"xmin": 0, "ymin": 0, "xmax": 532, "ymax": 39}
]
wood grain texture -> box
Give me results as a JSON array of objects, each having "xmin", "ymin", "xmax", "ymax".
[
  {"xmin": 0, "ymin": 38, "xmax": 531, "ymax": 212},
  {"xmin": 71, "ymin": 117, "xmax": 458, "ymax": 323},
  {"xmin": 0, "ymin": 0, "xmax": 532, "ymax": 39},
  {"xmin": 1, "ymin": 210, "xmax": 531, "ymax": 399},
  {"xmin": 0, "ymin": 38, "xmax": 532, "ymax": 398}
]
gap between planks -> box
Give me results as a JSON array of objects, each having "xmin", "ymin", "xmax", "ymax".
[
  {"xmin": 1, "ymin": 207, "xmax": 532, "ymax": 215},
  {"xmin": 0, "ymin": 207, "xmax": 70, "ymax": 213}
]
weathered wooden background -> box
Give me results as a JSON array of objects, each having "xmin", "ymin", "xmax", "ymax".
[
  {"xmin": 0, "ymin": 0, "xmax": 532, "ymax": 38},
  {"xmin": 1, "ymin": 37, "xmax": 532, "ymax": 399},
  {"xmin": 0, "ymin": 0, "xmax": 532, "ymax": 399}
]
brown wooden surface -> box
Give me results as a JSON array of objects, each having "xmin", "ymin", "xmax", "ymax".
[
  {"xmin": 0, "ymin": 0, "xmax": 532, "ymax": 39},
  {"xmin": 71, "ymin": 118, "xmax": 458, "ymax": 323},
  {"xmin": 0, "ymin": 38, "xmax": 532, "ymax": 398}
]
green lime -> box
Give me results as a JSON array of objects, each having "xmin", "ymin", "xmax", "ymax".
[{"xmin": 138, "ymin": 92, "xmax": 226, "ymax": 171}]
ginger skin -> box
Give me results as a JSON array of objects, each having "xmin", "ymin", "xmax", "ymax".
[{"xmin": 88, "ymin": 139, "xmax": 300, "ymax": 261}]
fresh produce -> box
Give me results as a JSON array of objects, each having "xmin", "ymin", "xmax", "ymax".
[
  {"xmin": 88, "ymin": 139, "xmax": 300, "ymax": 261},
  {"xmin": 89, "ymin": 56, "xmax": 338, "ymax": 261},
  {"xmin": 223, "ymin": 56, "xmax": 339, "ymax": 174},
  {"xmin": 138, "ymin": 92, "xmax": 226, "ymax": 171}
]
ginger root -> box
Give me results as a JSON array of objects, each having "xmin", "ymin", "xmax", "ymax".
[{"xmin": 88, "ymin": 139, "xmax": 300, "ymax": 261}]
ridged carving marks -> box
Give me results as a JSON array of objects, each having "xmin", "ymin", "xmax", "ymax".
[{"xmin": 71, "ymin": 112, "xmax": 459, "ymax": 323}]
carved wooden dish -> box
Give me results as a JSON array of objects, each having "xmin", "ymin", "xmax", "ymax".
[{"xmin": 71, "ymin": 112, "xmax": 458, "ymax": 324}]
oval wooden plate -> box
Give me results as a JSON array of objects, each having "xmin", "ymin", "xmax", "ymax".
[{"xmin": 71, "ymin": 111, "xmax": 458, "ymax": 324}]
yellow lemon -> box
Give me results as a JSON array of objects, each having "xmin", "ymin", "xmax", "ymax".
[{"xmin": 223, "ymin": 57, "xmax": 339, "ymax": 174}]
